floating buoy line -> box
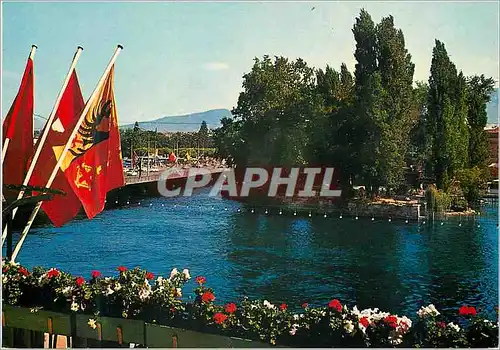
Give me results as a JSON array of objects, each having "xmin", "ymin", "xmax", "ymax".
[{"xmin": 103, "ymin": 199, "xmax": 491, "ymax": 227}]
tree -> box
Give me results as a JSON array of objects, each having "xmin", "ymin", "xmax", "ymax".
[
  {"xmin": 229, "ymin": 55, "xmax": 321, "ymax": 166},
  {"xmin": 426, "ymin": 40, "xmax": 467, "ymax": 190},
  {"xmin": 375, "ymin": 15, "xmax": 415, "ymax": 193},
  {"xmin": 466, "ymin": 75, "xmax": 496, "ymax": 168},
  {"xmin": 352, "ymin": 9, "xmax": 386, "ymax": 194}
]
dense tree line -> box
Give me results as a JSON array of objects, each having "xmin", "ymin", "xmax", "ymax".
[
  {"xmin": 120, "ymin": 121, "xmax": 214, "ymax": 157},
  {"xmin": 213, "ymin": 9, "xmax": 496, "ymax": 204}
]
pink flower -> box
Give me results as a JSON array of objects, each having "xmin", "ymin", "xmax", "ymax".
[
  {"xmin": 196, "ymin": 276, "xmax": 206, "ymax": 285},
  {"xmin": 302, "ymin": 302, "xmax": 309, "ymax": 309}
]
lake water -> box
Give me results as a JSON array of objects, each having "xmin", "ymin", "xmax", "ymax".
[{"xmin": 7, "ymin": 189, "xmax": 499, "ymax": 320}]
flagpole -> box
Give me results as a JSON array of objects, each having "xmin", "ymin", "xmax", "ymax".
[
  {"xmin": 1, "ymin": 47, "xmax": 83, "ymax": 246},
  {"xmin": 2, "ymin": 45, "xmax": 37, "ymax": 164},
  {"xmin": 10, "ymin": 45, "xmax": 123, "ymax": 262}
]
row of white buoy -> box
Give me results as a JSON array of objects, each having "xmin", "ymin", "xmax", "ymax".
[{"xmin": 104, "ymin": 199, "xmax": 489, "ymax": 227}]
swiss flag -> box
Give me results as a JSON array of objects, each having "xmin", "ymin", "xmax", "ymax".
[
  {"xmin": 28, "ymin": 71, "xmax": 85, "ymax": 226},
  {"xmin": 2, "ymin": 57, "xmax": 34, "ymax": 189}
]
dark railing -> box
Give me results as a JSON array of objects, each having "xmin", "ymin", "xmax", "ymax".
[{"xmin": 1, "ymin": 305, "xmax": 269, "ymax": 348}]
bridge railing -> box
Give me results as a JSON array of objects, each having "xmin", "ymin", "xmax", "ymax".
[{"xmin": 2, "ymin": 304, "xmax": 269, "ymax": 348}]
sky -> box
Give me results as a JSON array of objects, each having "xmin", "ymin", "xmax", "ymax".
[{"xmin": 2, "ymin": 1, "xmax": 499, "ymax": 125}]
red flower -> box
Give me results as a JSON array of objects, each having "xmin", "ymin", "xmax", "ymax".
[
  {"xmin": 2, "ymin": 267, "xmax": 8, "ymax": 273},
  {"xmin": 91, "ymin": 270, "xmax": 101, "ymax": 279},
  {"xmin": 459, "ymin": 305, "xmax": 477, "ymax": 316},
  {"xmin": 18, "ymin": 267, "xmax": 29, "ymax": 276},
  {"xmin": 280, "ymin": 303, "xmax": 287, "ymax": 311},
  {"xmin": 201, "ymin": 291, "xmax": 215, "ymax": 303},
  {"xmin": 214, "ymin": 312, "xmax": 228, "ymax": 324},
  {"xmin": 75, "ymin": 277, "xmax": 85, "ymax": 287},
  {"xmin": 384, "ymin": 315, "xmax": 398, "ymax": 329},
  {"xmin": 117, "ymin": 266, "xmax": 127, "ymax": 272},
  {"xmin": 437, "ymin": 321, "xmax": 446, "ymax": 329},
  {"xmin": 47, "ymin": 269, "xmax": 60, "ymax": 278},
  {"xmin": 359, "ymin": 317, "xmax": 369, "ymax": 328},
  {"xmin": 328, "ymin": 299, "xmax": 342, "ymax": 312},
  {"xmin": 145, "ymin": 272, "xmax": 154, "ymax": 280},
  {"xmin": 302, "ymin": 302, "xmax": 309, "ymax": 309},
  {"xmin": 196, "ymin": 276, "xmax": 206, "ymax": 285},
  {"xmin": 225, "ymin": 303, "xmax": 237, "ymax": 314}
]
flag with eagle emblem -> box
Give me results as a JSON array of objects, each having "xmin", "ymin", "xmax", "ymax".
[
  {"xmin": 28, "ymin": 70, "xmax": 85, "ymax": 227},
  {"xmin": 61, "ymin": 65, "xmax": 125, "ymax": 219}
]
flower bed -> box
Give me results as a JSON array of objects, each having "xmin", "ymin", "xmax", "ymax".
[{"xmin": 2, "ymin": 261, "xmax": 498, "ymax": 348}]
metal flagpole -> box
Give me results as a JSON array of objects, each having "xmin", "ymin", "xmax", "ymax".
[
  {"xmin": 10, "ymin": 45, "xmax": 123, "ymax": 262},
  {"xmin": 2, "ymin": 45, "xmax": 37, "ymax": 163},
  {"xmin": 1, "ymin": 47, "xmax": 84, "ymax": 246}
]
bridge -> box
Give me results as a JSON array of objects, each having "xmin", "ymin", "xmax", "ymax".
[{"xmin": 123, "ymin": 167, "xmax": 228, "ymax": 186}]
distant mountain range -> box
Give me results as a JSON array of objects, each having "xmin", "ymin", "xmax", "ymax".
[{"xmin": 119, "ymin": 109, "xmax": 232, "ymax": 133}]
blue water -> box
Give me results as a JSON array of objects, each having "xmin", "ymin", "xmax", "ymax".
[{"xmin": 7, "ymin": 189, "xmax": 499, "ymax": 320}]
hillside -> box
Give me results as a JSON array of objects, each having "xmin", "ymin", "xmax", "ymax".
[{"xmin": 120, "ymin": 108, "xmax": 232, "ymax": 132}]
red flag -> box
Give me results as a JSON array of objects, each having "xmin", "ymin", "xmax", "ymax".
[
  {"xmin": 28, "ymin": 71, "xmax": 85, "ymax": 227},
  {"xmin": 60, "ymin": 66, "xmax": 125, "ymax": 219},
  {"xmin": 2, "ymin": 57, "xmax": 34, "ymax": 188}
]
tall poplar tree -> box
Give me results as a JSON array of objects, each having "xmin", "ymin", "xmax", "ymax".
[
  {"xmin": 427, "ymin": 40, "xmax": 468, "ymax": 190},
  {"xmin": 466, "ymin": 75, "xmax": 496, "ymax": 168}
]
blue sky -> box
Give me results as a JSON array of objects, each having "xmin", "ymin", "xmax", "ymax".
[{"xmin": 2, "ymin": 1, "xmax": 499, "ymax": 125}]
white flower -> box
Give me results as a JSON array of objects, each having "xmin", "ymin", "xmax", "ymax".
[
  {"xmin": 417, "ymin": 304, "xmax": 440, "ymax": 318},
  {"xmin": 169, "ymin": 268, "xmax": 179, "ymax": 280},
  {"xmin": 114, "ymin": 283, "xmax": 122, "ymax": 291},
  {"xmin": 447, "ymin": 322, "xmax": 460, "ymax": 332},
  {"xmin": 88, "ymin": 319, "xmax": 97, "ymax": 329},
  {"xmin": 182, "ymin": 269, "xmax": 191, "ymax": 279},
  {"xmin": 71, "ymin": 302, "xmax": 79, "ymax": 312},
  {"xmin": 156, "ymin": 276, "xmax": 164, "ymax": 285},
  {"xmin": 293, "ymin": 314, "xmax": 300, "ymax": 321},
  {"xmin": 263, "ymin": 300, "xmax": 275, "ymax": 309},
  {"xmin": 105, "ymin": 287, "xmax": 114, "ymax": 296},
  {"xmin": 62, "ymin": 286, "xmax": 74, "ymax": 297},
  {"xmin": 139, "ymin": 285, "xmax": 151, "ymax": 301},
  {"xmin": 344, "ymin": 320, "xmax": 355, "ymax": 334},
  {"xmin": 176, "ymin": 288, "xmax": 182, "ymax": 297},
  {"xmin": 289, "ymin": 324, "xmax": 299, "ymax": 336},
  {"xmin": 2, "ymin": 276, "xmax": 7, "ymax": 284}
]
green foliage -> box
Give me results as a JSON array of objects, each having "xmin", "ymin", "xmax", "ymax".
[
  {"xmin": 456, "ymin": 166, "xmax": 488, "ymax": 207},
  {"xmin": 466, "ymin": 75, "xmax": 496, "ymax": 168},
  {"xmin": 426, "ymin": 41, "xmax": 473, "ymax": 191},
  {"xmin": 211, "ymin": 10, "xmax": 491, "ymax": 199},
  {"xmin": 425, "ymin": 184, "xmax": 451, "ymax": 213},
  {"xmin": 120, "ymin": 126, "xmax": 214, "ymax": 158}
]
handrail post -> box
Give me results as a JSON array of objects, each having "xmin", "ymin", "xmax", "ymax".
[{"xmin": 6, "ymin": 212, "xmax": 13, "ymax": 260}]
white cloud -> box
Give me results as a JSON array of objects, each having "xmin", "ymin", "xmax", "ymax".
[{"xmin": 203, "ymin": 62, "xmax": 230, "ymax": 71}]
